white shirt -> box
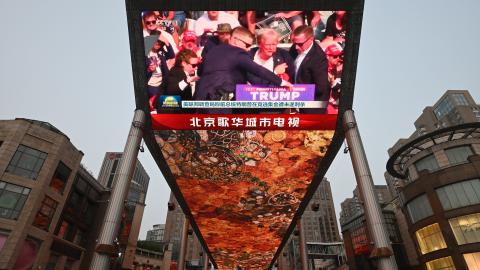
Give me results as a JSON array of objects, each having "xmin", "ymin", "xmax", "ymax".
[
  {"xmin": 253, "ymin": 50, "xmax": 274, "ymax": 72},
  {"xmin": 194, "ymin": 12, "xmax": 241, "ymax": 36},
  {"xmin": 252, "ymin": 50, "xmax": 291, "ymax": 87},
  {"xmin": 294, "ymin": 42, "xmax": 314, "ymax": 81},
  {"xmin": 178, "ymin": 71, "xmax": 197, "ymax": 96}
]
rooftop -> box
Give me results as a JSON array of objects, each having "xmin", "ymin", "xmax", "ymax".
[{"xmin": 386, "ymin": 122, "xmax": 480, "ymax": 178}]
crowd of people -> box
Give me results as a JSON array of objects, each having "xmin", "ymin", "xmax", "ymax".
[{"xmin": 143, "ymin": 10, "xmax": 346, "ymax": 114}]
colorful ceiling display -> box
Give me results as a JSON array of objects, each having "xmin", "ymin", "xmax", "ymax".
[
  {"xmin": 155, "ymin": 129, "xmax": 333, "ymax": 268},
  {"xmin": 126, "ymin": 0, "xmax": 363, "ymax": 269}
]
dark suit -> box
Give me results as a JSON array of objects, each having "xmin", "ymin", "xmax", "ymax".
[
  {"xmin": 289, "ymin": 42, "xmax": 329, "ymax": 114},
  {"xmin": 164, "ymin": 66, "xmax": 193, "ymax": 100},
  {"xmin": 198, "ymin": 36, "xmax": 220, "ymax": 76},
  {"xmin": 247, "ymin": 47, "xmax": 295, "ymax": 85},
  {"xmin": 161, "ymin": 66, "xmax": 194, "ymax": 113},
  {"xmin": 201, "ymin": 36, "xmax": 220, "ymax": 59},
  {"xmin": 195, "ymin": 43, "xmax": 282, "ymax": 101}
]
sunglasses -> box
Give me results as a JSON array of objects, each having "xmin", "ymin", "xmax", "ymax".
[
  {"xmin": 293, "ymin": 37, "xmax": 312, "ymax": 47},
  {"xmin": 331, "ymin": 55, "xmax": 342, "ymax": 59},
  {"xmin": 189, "ymin": 63, "xmax": 199, "ymax": 68},
  {"xmin": 145, "ymin": 20, "xmax": 156, "ymax": 25},
  {"xmin": 234, "ymin": 36, "xmax": 253, "ymax": 49}
]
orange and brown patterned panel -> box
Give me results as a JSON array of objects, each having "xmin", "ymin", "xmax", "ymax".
[{"xmin": 155, "ymin": 129, "xmax": 333, "ymax": 269}]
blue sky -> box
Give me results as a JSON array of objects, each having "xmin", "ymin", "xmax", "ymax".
[{"xmin": 1, "ymin": 0, "xmax": 479, "ymax": 240}]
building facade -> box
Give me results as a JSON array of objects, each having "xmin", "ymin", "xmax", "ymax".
[
  {"xmin": 133, "ymin": 241, "xmax": 173, "ymax": 270},
  {"xmin": 164, "ymin": 192, "xmax": 207, "ymax": 269},
  {"xmin": 0, "ymin": 120, "xmax": 152, "ymax": 270},
  {"xmin": 56, "ymin": 165, "xmax": 109, "ymax": 270},
  {"xmin": 340, "ymin": 205, "xmax": 410, "ymax": 270},
  {"xmin": 301, "ymin": 179, "xmax": 341, "ymax": 244},
  {"xmin": 339, "ymin": 185, "xmax": 409, "ymax": 269},
  {"xmin": 280, "ymin": 179, "xmax": 343, "ymax": 270},
  {"xmin": 0, "ymin": 119, "xmax": 85, "ymax": 269},
  {"xmin": 146, "ymin": 224, "xmax": 165, "ymax": 242},
  {"xmin": 339, "ymin": 185, "xmax": 393, "ymax": 225},
  {"xmin": 387, "ymin": 90, "xmax": 480, "ymax": 270},
  {"xmin": 97, "ymin": 152, "xmax": 150, "ymax": 270}
]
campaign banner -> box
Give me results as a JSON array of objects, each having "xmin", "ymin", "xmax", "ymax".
[
  {"xmin": 151, "ymin": 114, "xmax": 337, "ymax": 130},
  {"xmin": 236, "ymin": 84, "xmax": 315, "ymax": 102}
]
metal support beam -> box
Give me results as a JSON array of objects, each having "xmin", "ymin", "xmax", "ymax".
[
  {"xmin": 90, "ymin": 109, "xmax": 145, "ymax": 270},
  {"xmin": 297, "ymin": 220, "xmax": 308, "ymax": 270},
  {"xmin": 178, "ymin": 218, "xmax": 190, "ymax": 270},
  {"xmin": 203, "ymin": 249, "xmax": 209, "ymax": 270},
  {"xmin": 276, "ymin": 247, "xmax": 287, "ymax": 270},
  {"xmin": 343, "ymin": 110, "xmax": 398, "ymax": 270}
]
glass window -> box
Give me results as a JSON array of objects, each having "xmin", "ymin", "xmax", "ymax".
[
  {"xmin": 464, "ymin": 252, "xmax": 480, "ymax": 270},
  {"xmin": 74, "ymin": 229, "xmax": 84, "ymax": 246},
  {"xmin": 107, "ymin": 174, "xmax": 115, "ymax": 188},
  {"xmin": 6, "ymin": 145, "xmax": 47, "ymax": 180},
  {"xmin": 68, "ymin": 191, "xmax": 82, "ymax": 207},
  {"xmin": 425, "ymin": 256, "xmax": 455, "ymax": 270},
  {"xmin": 33, "ymin": 196, "xmax": 58, "ymax": 231},
  {"xmin": 415, "ymin": 154, "xmax": 439, "ymax": 173},
  {"xmin": 13, "ymin": 236, "xmax": 42, "ymax": 270},
  {"xmin": 436, "ymin": 179, "xmax": 480, "ymax": 210},
  {"xmin": 107, "ymin": 159, "xmax": 119, "ymax": 188},
  {"xmin": 0, "ymin": 229, "xmax": 10, "ymax": 254},
  {"xmin": 445, "ymin": 145, "xmax": 473, "ymax": 165},
  {"xmin": 474, "ymin": 109, "xmax": 480, "ymax": 119},
  {"xmin": 75, "ymin": 176, "xmax": 87, "ymax": 192},
  {"xmin": 407, "ymin": 194, "xmax": 433, "ymax": 223},
  {"xmin": 0, "ymin": 181, "xmax": 31, "ymax": 220},
  {"xmin": 85, "ymin": 202, "xmax": 95, "ymax": 225},
  {"xmin": 45, "ymin": 252, "xmax": 60, "ymax": 270},
  {"xmin": 434, "ymin": 97, "xmax": 455, "ymax": 119},
  {"xmin": 49, "ymin": 162, "xmax": 71, "ymax": 194},
  {"xmin": 56, "ymin": 219, "xmax": 75, "ymax": 241},
  {"xmin": 64, "ymin": 258, "xmax": 75, "ymax": 270},
  {"xmin": 449, "ymin": 213, "xmax": 480, "ymax": 245},
  {"xmin": 384, "ymin": 212, "xmax": 401, "ymax": 243},
  {"xmin": 87, "ymin": 188, "xmax": 100, "ymax": 201},
  {"xmin": 451, "ymin": 93, "xmax": 469, "ymax": 106},
  {"xmin": 127, "ymin": 188, "xmax": 141, "ymax": 205},
  {"xmin": 415, "ymin": 223, "xmax": 447, "ymax": 254},
  {"xmin": 56, "ymin": 220, "xmax": 69, "ymax": 238}
]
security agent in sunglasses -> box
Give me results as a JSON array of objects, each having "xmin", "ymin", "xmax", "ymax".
[
  {"xmin": 156, "ymin": 49, "xmax": 200, "ymax": 113},
  {"xmin": 194, "ymin": 26, "xmax": 292, "ymax": 112},
  {"xmin": 163, "ymin": 49, "xmax": 200, "ymax": 99},
  {"xmin": 289, "ymin": 25, "xmax": 329, "ymax": 114}
]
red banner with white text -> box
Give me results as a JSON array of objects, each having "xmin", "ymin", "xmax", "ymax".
[{"xmin": 151, "ymin": 114, "xmax": 337, "ymax": 130}]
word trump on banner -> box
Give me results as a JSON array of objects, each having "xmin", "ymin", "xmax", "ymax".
[{"xmin": 236, "ymin": 84, "xmax": 315, "ymax": 101}]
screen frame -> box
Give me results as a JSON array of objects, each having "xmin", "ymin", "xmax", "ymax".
[{"xmin": 126, "ymin": 0, "xmax": 364, "ymax": 268}]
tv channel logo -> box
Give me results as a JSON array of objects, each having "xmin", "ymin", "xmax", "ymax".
[{"xmin": 159, "ymin": 95, "xmax": 181, "ymax": 108}]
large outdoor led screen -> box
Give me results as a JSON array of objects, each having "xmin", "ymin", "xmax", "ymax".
[{"xmin": 126, "ymin": 1, "xmax": 363, "ymax": 269}]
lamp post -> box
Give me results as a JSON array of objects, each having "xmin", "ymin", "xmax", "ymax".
[
  {"xmin": 90, "ymin": 110, "xmax": 145, "ymax": 270},
  {"xmin": 343, "ymin": 110, "xmax": 398, "ymax": 270}
]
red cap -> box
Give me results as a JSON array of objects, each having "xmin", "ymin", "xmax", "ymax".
[
  {"xmin": 325, "ymin": 43, "xmax": 343, "ymax": 56},
  {"xmin": 182, "ymin": 31, "xmax": 197, "ymax": 42}
]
